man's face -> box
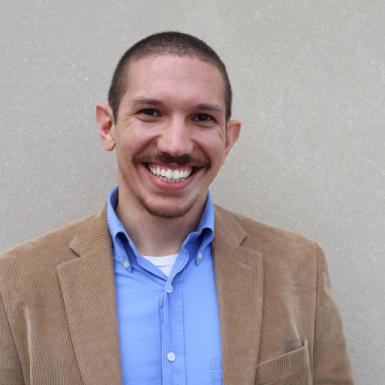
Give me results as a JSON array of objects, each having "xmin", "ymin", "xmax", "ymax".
[{"xmin": 97, "ymin": 54, "xmax": 240, "ymax": 219}]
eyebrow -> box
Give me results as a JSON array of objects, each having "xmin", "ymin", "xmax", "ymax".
[
  {"xmin": 131, "ymin": 97, "xmax": 164, "ymax": 106},
  {"xmin": 195, "ymin": 103, "xmax": 223, "ymax": 113},
  {"xmin": 131, "ymin": 97, "xmax": 224, "ymax": 112}
]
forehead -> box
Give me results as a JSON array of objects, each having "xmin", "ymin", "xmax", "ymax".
[{"xmin": 122, "ymin": 54, "xmax": 226, "ymax": 106}]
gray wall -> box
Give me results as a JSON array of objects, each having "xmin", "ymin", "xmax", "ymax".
[{"xmin": 1, "ymin": 1, "xmax": 384, "ymax": 383}]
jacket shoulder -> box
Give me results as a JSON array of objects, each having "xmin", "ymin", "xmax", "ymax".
[
  {"xmin": 214, "ymin": 204, "xmax": 322, "ymax": 262},
  {"xmin": 1, "ymin": 210, "xmax": 103, "ymax": 259},
  {"xmin": 0, "ymin": 209, "xmax": 106, "ymax": 286}
]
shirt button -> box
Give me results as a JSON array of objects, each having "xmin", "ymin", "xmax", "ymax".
[
  {"xmin": 123, "ymin": 260, "xmax": 130, "ymax": 269},
  {"xmin": 197, "ymin": 252, "xmax": 203, "ymax": 260},
  {"xmin": 167, "ymin": 352, "xmax": 176, "ymax": 362},
  {"xmin": 166, "ymin": 285, "xmax": 173, "ymax": 294}
]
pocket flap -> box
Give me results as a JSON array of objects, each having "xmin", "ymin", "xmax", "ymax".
[{"xmin": 257, "ymin": 340, "xmax": 310, "ymax": 384}]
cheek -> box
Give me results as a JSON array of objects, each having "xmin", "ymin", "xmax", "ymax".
[
  {"xmin": 199, "ymin": 134, "xmax": 227, "ymax": 161},
  {"xmin": 117, "ymin": 130, "xmax": 156, "ymax": 156}
]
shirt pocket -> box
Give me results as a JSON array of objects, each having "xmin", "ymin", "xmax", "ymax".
[{"xmin": 256, "ymin": 340, "xmax": 312, "ymax": 385}]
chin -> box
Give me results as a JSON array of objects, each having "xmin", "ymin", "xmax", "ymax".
[{"xmin": 138, "ymin": 195, "xmax": 196, "ymax": 219}]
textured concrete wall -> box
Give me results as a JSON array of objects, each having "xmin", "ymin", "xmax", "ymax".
[{"xmin": 1, "ymin": 1, "xmax": 384, "ymax": 383}]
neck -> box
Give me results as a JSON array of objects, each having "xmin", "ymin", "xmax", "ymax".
[{"xmin": 115, "ymin": 191, "xmax": 206, "ymax": 256}]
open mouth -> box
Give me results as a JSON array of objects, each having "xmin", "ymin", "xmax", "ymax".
[{"xmin": 147, "ymin": 163, "xmax": 201, "ymax": 183}]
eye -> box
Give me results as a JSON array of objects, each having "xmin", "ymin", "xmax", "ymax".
[
  {"xmin": 138, "ymin": 108, "xmax": 161, "ymax": 117},
  {"xmin": 192, "ymin": 113, "xmax": 215, "ymax": 123}
]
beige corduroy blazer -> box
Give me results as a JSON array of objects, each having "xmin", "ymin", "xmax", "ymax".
[{"xmin": 0, "ymin": 205, "xmax": 354, "ymax": 385}]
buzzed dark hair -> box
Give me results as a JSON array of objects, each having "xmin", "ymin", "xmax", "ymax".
[{"xmin": 108, "ymin": 31, "xmax": 232, "ymax": 121}]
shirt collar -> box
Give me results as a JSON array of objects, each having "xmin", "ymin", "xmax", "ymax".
[
  {"xmin": 196, "ymin": 192, "xmax": 214, "ymax": 236},
  {"xmin": 180, "ymin": 192, "xmax": 214, "ymax": 258},
  {"xmin": 107, "ymin": 186, "xmax": 127, "ymax": 239},
  {"xmin": 184, "ymin": 193, "xmax": 214, "ymax": 265},
  {"xmin": 107, "ymin": 187, "xmax": 214, "ymax": 267}
]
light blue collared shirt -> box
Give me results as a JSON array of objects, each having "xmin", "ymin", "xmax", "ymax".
[{"xmin": 107, "ymin": 187, "xmax": 223, "ymax": 385}]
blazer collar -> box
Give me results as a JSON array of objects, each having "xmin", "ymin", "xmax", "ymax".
[
  {"xmin": 57, "ymin": 207, "xmax": 123, "ymax": 385},
  {"xmin": 213, "ymin": 205, "xmax": 264, "ymax": 385}
]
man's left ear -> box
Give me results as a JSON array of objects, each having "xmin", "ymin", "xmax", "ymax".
[{"xmin": 224, "ymin": 120, "xmax": 241, "ymax": 156}]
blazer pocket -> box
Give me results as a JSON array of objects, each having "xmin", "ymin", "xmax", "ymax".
[{"xmin": 256, "ymin": 340, "xmax": 312, "ymax": 385}]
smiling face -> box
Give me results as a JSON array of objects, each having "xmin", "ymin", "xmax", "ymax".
[{"xmin": 97, "ymin": 54, "xmax": 240, "ymax": 220}]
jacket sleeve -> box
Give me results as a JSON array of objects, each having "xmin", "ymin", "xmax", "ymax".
[
  {"xmin": 0, "ymin": 292, "xmax": 24, "ymax": 385},
  {"xmin": 313, "ymin": 245, "xmax": 354, "ymax": 384}
]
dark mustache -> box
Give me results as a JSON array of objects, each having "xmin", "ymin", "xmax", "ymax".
[
  {"xmin": 139, "ymin": 152, "xmax": 209, "ymax": 167},
  {"xmin": 157, "ymin": 152, "xmax": 192, "ymax": 166}
]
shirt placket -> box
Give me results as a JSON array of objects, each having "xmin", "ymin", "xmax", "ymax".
[{"xmin": 161, "ymin": 249, "xmax": 189, "ymax": 385}]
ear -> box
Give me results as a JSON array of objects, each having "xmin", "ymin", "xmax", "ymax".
[
  {"xmin": 224, "ymin": 119, "xmax": 241, "ymax": 157},
  {"xmin": 96, "ymin": 103, "xmax": 116, "ymax": 151}
]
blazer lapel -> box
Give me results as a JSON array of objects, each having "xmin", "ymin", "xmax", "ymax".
[
  {"xmin": 213, "ymin": 206, "xmax": 264, "ymax": 385},
  {"xmin": 57, "ymin": 208, "xmax": 123, "ymax": 385}
]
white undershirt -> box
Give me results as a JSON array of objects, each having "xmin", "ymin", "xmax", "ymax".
[{"xmin": 142, "ymin": 254, "xmax": 178, "ymax": 277}]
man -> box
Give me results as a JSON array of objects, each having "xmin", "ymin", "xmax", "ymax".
[{"xmin": 0, "ymin": 32, "xmax": 353, "ymax": 385}]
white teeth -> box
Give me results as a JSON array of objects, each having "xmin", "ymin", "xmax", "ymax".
[{"xmin": 148, "ymin": 165, "xmax": 193, "ymax": 182}]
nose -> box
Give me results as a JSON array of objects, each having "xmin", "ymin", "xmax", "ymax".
[{"xmin": 157, "ymin": 117, "xmax": 194, "ymax": 156}]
